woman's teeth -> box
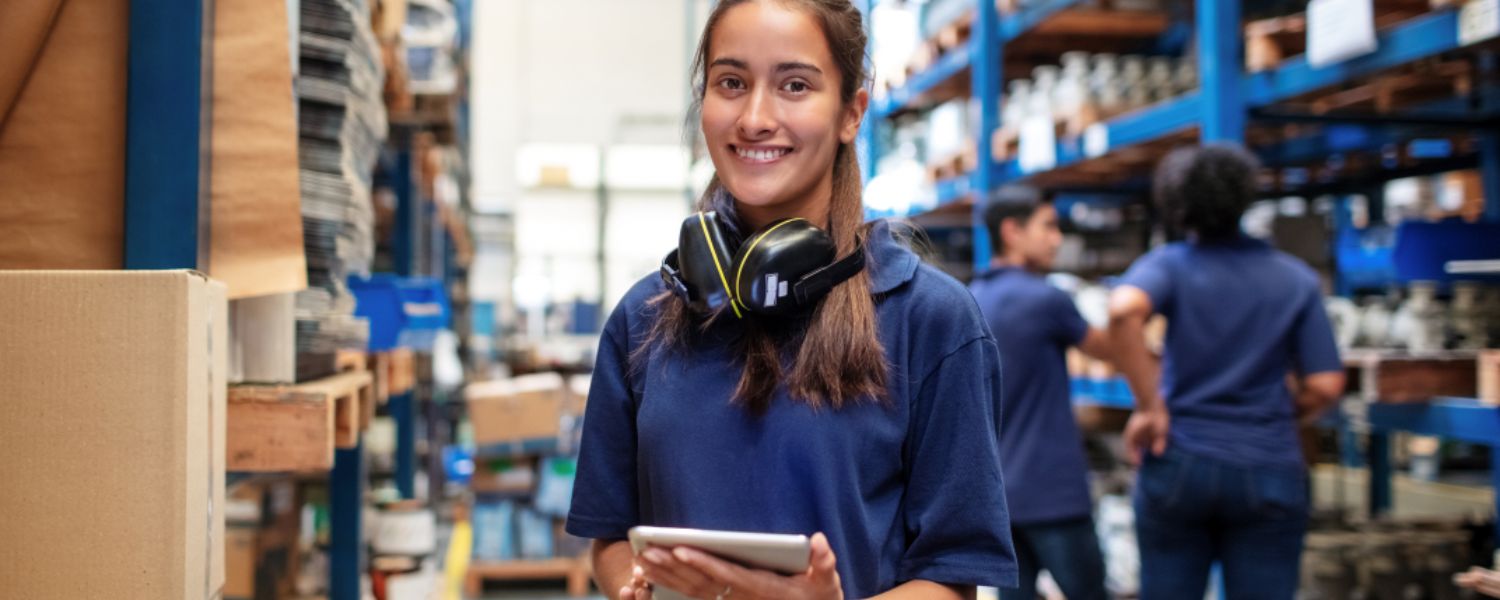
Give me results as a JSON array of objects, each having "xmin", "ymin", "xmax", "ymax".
[{"xmin": 736, "ymin": 147, "xmax": 790, "ymax": 161}]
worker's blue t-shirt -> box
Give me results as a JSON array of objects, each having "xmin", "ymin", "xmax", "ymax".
[
  {"xmin": 969, "ymin": 266, "xmax": 1093, "ymax": 525},
  {"xmin": 1118, "ymin": 236, "xmax": 1343, "ymax": 468},
  {"xmin": 566, "ymin": 221, "xmax": 1019, "ymax": 597}
]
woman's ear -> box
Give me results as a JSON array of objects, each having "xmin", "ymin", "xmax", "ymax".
[{"xmin": 839, "ymin": 88, "xmax": 870, "ymax": 145}]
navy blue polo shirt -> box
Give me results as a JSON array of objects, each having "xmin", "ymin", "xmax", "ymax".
[
  {"xmin": 969, "ymin": 266, "xmax": 1093, "ymax": 525},
  {"xmin": 1118, "ymin": 236, "xmax": 1342, "ymax": 468},
  {"xmin": 567, "ymin": 221, "xmax": 1019, "ymax": 596}
]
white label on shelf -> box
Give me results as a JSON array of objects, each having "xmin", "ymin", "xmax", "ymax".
[
  {"xmin": 1083, "ymin": 124, "xmax": 1110, "ymax": 159},
  {"xmin": 1307, "ymin": 0, "xmax": 1377, "ymax": 68},
  {"xmin": 1460, "ymin": 0, "xmax": 1500, "ymax": 46},
  {"xmin": 1018, "ymin": 116, "xmax": 1058, "ymax": 174}
]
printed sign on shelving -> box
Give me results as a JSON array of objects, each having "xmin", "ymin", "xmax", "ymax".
[{"xmin": 1307, "ymin": 0, "xmax": 1377, "ymax": 68}]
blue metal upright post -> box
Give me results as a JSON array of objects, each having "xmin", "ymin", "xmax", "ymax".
[
  {"xmin": 392, "ymin": 390, "xmax": 417, "ymax": 499},
  {"xmin": 393, "ymin": 148, "xmax": 416, "ymax": 277},
  {"xmin": 330, "ymin": 440, "xmax": 367, "ymax": 600},
  {"xmin": 124, "ymin": 0, "xmax": 214, "ymax": 269},
  {"xmin": 1481, "ymin": 133, "xmax": 1500, "ymax": 222},
  {"xmin": 971, "ymin": 0, "xmax": 1002, "ymax": 273},
  {"xmin": 1196, "ymin": 0, "xmax": 1244, "ymax": 143},
  {"xmin": 1368, "ymin": 432, "xmax": 1392, "ymax": 516}
]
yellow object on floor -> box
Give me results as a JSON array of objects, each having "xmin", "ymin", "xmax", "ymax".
[{"xmin": 443, "ymin": 518, "xmax": 473, "ymax": 600}]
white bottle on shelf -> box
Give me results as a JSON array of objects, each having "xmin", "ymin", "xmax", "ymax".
[
  {"xmin": 1147, "ymin": 56, "xmax": 1175, "ymax": 102},
  {"xmin": 1031, "ymin": 65, "xmax": 1061, "ymax": 120},
  {"xmin": 1120, "ymin": 55, "xmax": 1150, "ymax": 109},
  {"xmin": 1004, "ymin": 79, "xmax": 1033, "ymax": 128},
  {"xmin": 1056, "ymin": 52, "xmax": 1092, "ymax": 116}
]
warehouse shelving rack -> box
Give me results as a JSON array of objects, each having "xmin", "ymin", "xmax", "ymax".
[
  {"xmin": 862, "ymin": 0, "xmax": 1500, "ymax": 272},
  {"xmin": 122, "ymin": 0, "xmax": 467, "ymax": 597},
  {"xmin": 861, "ymin": 0, "xmax": 1500, "ymax": 538}
]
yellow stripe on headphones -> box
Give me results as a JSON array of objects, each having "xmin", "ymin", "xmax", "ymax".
[
  {"xmin": 734, "ymin": 218, "xmax": 806, "ymax": 312},
  {"xmin": 699, "ymin": 212, "xmax": 743, "ymax": 319}
]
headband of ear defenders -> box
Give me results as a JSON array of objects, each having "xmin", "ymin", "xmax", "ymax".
[{"xmin": 660, "ymin": 211, "xmax": 866, "ymax": 318}]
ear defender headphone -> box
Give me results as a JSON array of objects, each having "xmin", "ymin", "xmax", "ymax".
[{"xmin": 660, "ymin": 211, "xmax": 866, "ymax": 318}]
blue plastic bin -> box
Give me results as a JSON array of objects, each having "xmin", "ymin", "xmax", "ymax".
[{"xmin": 348, "ymin": 274, "xmax": 451, "ymax": 351}]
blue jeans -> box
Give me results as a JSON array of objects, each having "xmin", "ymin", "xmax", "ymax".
[
  {"xmin": 1135, "ymin": 447, "xmax": 1309, "ymax": 600},
  {"xmin": 1002, "ymin": 516, "xmax": 1108, "ymax": 600}
]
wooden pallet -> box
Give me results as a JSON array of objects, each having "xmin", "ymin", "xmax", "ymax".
[
  {"xmin": 1345, "ymin": 349, "xmax": 1480, "ymax": 404},
  {"xmin": 227, "ymin": 369, "xmax": 374, "ymax": 471},
  {"xmin": 465, "ymin": 557, "xmax": 592, "ymax": 598}
]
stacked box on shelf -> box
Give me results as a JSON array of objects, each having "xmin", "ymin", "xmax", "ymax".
[
  {"xmin": 471, "ymin": 457, "xmax": 583, "ymax": 562},
  {"xmin": 296, "ymin": 0, "xmax": 390, "ymax": 381},
  {"xmin": 467, "ymin": 373, "xmax": 591, "ymax": 563}
]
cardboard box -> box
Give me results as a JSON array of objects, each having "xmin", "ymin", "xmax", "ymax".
[
  {"xmin": 467, "ymin": 373, "xmax": 569, "ymax": 447},
  {"xmin": 225, "ymin": 526, "xmax": 258, "ymax": 600},
  {"xmin": 0, "ymin": 271, "xmax": 228, "ymax": 599}
]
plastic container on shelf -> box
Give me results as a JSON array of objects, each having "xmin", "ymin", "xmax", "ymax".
[
  {"xmin": 1003, "ymin": 79, "xmax": 1033, "ymax": 127},
  {"xmin": 348, "ymin": 274, "xmax": 451, "ymax": 351},
  {"xmin": 1030, "ymin": 65, "xmax": 1061, "ymax": 119},
  {"xmin": 1057, "ymin": 52, "xmax": 1092, "ymax": 115}
]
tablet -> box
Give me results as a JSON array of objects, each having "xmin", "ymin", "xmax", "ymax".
[{"xmin": 628, "ymin": 526, "xmax": 811, "ymax": 599}]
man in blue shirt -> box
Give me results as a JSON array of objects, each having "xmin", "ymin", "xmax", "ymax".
[{"xmin": 970, "ymin": 185, "xmax": 1111, "ymax": 600}]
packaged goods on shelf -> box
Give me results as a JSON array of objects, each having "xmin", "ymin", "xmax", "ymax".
[
  {"xmin": 470, "ymin": 456, "xmax": 538, "ymax": 495},
  {"xmin": 472, "ymin": 501, "xmax": 519, "ymax": 561},
  {"xmin": 402, "ymin": 0, "xmax": 461, "ymax": 95},
  {"xmin": 0, "ymin": 271, "xmax": 227, "ymax": 599},
  {"xmin": 534, "ymin": 457, "xmax": 579, "ymax": 517},
  {"xmin": 996, "ymin": 51, "xmax": 1195, "ymax": 161}
]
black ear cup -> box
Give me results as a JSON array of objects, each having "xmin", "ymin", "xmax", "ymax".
[
  {"xmin": 663, "ymin": 212, "xmax": 743, "ymax": 316},
  {"xmin": 661, "ymin": 212, "xmax": 864, "ymax": 318},
  {"xmin": 731, "ymin": 219, "xmax": 836, "ymax": 317}
]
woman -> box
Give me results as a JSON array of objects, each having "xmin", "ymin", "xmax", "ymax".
[
  {"xmin": 1109, "ymin": 144, "xmax": 1346, "ymax": 598},
  {"xmin": 565, "ymin": 1, "xmax": 1017, "ymax": 599}
]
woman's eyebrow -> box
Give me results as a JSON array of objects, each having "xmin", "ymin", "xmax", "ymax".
[
  {"xmin": 709, "ymin": 57, "xmax": 823, "ymax": 75},
  {"xmin": 776, "ymin": 61, "xmax": 822, "ymax": 75},
  {"xmin": 710, "ymin": 57, "xmax": 749, "ymax": 70}
]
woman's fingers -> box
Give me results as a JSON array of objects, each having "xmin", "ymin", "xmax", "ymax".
[
  {"xmin": 638, "ymin": 547, "xmax": 718, "ymax": 598},
  {"xmin": 673, "ymin": 546, "xmax": 782, "ymax": 598},
  {"xmin": 807, "ymin": 532, "xmax": 841, "ymax": 589}
]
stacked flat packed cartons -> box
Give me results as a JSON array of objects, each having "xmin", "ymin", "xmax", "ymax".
[{"xmin": 296, "ymin": 0, "xmax": 389, "ymax": 380}]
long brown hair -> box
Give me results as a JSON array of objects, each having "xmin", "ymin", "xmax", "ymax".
[{"xmin": 633, "ymin": 0, "xmax": 886, "ymax": 415}]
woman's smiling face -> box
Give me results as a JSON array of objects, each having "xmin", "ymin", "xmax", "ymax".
[{"xmin": 699, "ymin": 1, "xmax": 864, "ymax": 229}]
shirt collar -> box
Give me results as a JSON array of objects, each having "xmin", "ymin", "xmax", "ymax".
[{"xmin": 865, "ymin": 219, "xmax": 920, "ymax": 295}]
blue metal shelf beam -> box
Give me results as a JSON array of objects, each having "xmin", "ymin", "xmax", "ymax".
[
  {"xmin": 1367, "ymin": 398, "xmax": 1500, "ymax": 445},
  {"xmin": 124, "ymin": 0, "xmax": 213, "ymax": 270},
  {"xmin": 872, "ymin": 45, "xmax": 972, "ymax": 119},
  {"xmin": 997, "ymin": 0, "xmax": 1086, "ymax": 41},
  {"xmin": 987, "ymin": 6, "xmax": 1490, "ymax": 186},
  {"xmin": 994, "ymin": 93, "xmax": 1201, "ymax": 183},
  {"xmin": 1243, "ymin": 10, "xmax": 1463, "ymax": 108},
  {"xmin": 871, "ymin": 0, "xmax": 1094, "ymax": 121}
]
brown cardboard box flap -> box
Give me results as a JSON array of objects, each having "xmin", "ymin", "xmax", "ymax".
[
  {"xmin": 0, "ymin": 0, "xmax": 128, "ymax": 269},
  {"xmin": 209, "ymin": 0, "xmax": 307, "ymax": 298},
  {"xmin": 0, "ymin": 0, "xmax": 64, "ymax": 123}
]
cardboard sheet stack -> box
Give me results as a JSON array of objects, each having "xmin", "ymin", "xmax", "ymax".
[{"xmin": 296, "ymin": 0, "xmax": 389, "ymax": 379}]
